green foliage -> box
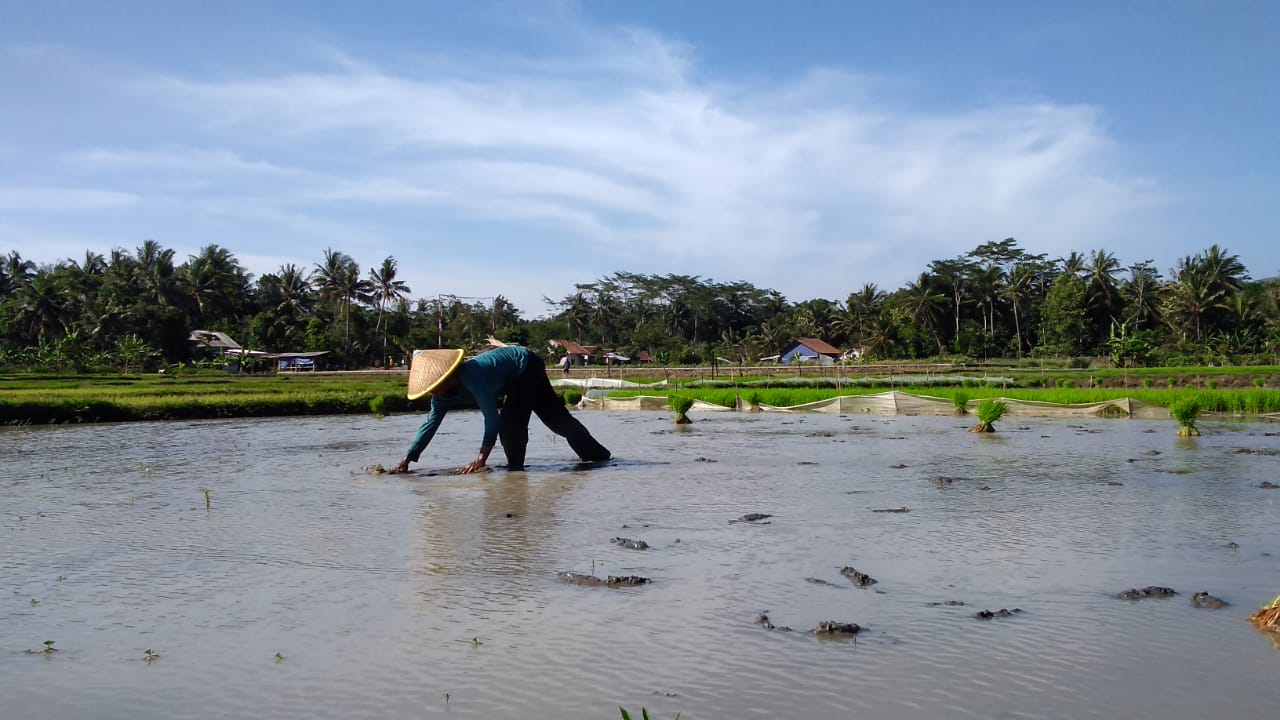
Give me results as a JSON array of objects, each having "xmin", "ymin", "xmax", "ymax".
[
  {"xmin": 369, "ymin": 394, "xmax": 388, "ymax": 415},
  {"xmin": 975, "ymin": 399, "xmax": 1008, "ymax": 426},
  {"xmin": 669, "ymin": 395, "xmax": 694, "ymax": 415},
  {"xmin": 1169, "ymin": 396, "xmax": 1201, "ymax": 435},
  {"xmin": 562, "ymin": 389, "xmax": 583, "ymax": 406},
  {"xmin": 1142, "ymin": 378, "xmax": 1153, "ymax": 388},
  {"xmin": 1204, "ymin": 379, "xmax": 1217, "ymax": 389},
  {"xmin": 952, "ymin": 391, "xmax": 970, "ymax": 414},
  {"xmin": 1254, "ymin": 376, "xmax": 1266, "ymax": 388}
]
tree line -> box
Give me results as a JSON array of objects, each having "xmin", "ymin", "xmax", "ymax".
[{"xmin": 1, "ymin": 238, "xmax": 1276, "ymax": 372}]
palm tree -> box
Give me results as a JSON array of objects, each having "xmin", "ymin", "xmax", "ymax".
[
  {"xmin": 181, "ymin": 244, "xmax": 247, "ymax": 327},
  {"xmin": 1163, "ymin": 258, "xmax": 1224, "ymax": 343},
  {"xmin": 1059, "ymin": 251, "xmax": 1087, "ymax": 276},
  {"xmin": 2, "ymin": 251, "xmax": 36, "ymax": 295},
  {"xmin": 134, "ymin": 240, "xmax": 181, "ymax": 307},
  {"xmin": 1000, "ymin": 264, "xmax": 1037, "ymax": 356},
  {"xmin": 15, "ymin": 271, "xmax": 68, "ymax": 342},
  {"xmin": 898, "ymin": 272, "xmax": 947, "ymax": 353},
  {"xmin": 312, "ymin": 248, "xmax": 371, "ymax": 348},
  {"xmin": 1122, "ymin": 260, "xmax": 1162, "ymax": 332},
  {"xmin": 368, "ymin": 256, "xmax": 411, "ymax": 363}
]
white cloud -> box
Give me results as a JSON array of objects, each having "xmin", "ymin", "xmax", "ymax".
[
  {"xmin": 0, "ymin": 186, "xmax": 138, "ymax": 212},
  {"xmin": 4, "ymin": 11, "xmax": 1168, "ymax": 310}
]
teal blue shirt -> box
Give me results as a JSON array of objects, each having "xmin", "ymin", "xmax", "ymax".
[{"xmin": 405, "ymin": 346, "xmax": 530, "ymax": 462}]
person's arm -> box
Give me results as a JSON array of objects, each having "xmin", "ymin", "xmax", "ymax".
[
  {"xmin": 459, "ymin": 386, "xmax": 500, "ymax": 473},
  {"xmin": 393, "ymin": 397, "xmax": 449, "ymax": 472}
]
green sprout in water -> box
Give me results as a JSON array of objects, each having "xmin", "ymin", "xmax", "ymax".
[
  {"xmin": 471, "ymin": 637, "xmax": 481, "ymax": 648},
  {"xmin": 443, "ymin": 692, "xmax": 450, "ymax": 706},
  {"xmin": 971, "ymin": 399, "xmax": 1008, "ymax": 433},
  {"xmin": 204, "ymin": 489, "xmax": 211, "ymax": 510},
  {"xmin": 669, "ymin": 395, "xmax": 694, "ymax": 424},
  {"xmin": 952, "ymin": 391, "xmax": 970, "ymax": 415},
  {"xmin": 620, "ymin": 708, "xmax": 680, "ymax": 720},
  {"xmin": 144, "ymin": 649, "xmax": 159, "ymax": 662},
  {"xmin": 275, "ymin": 652, "xmax": 285, "ymax": 663},
  {"xmin": 1169, "ymin": 396, "xmax": 1202, "ymax": 437},
  {"xmin": 28, "ymin": 640, "xmax": 57, "ymax": 655}
]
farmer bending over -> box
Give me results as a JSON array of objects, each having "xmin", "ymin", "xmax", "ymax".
[{"xmin": 392, "ymin": 346, "xmax": 610, "ymax": 474}]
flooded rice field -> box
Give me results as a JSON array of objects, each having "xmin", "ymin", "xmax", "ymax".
[{"xmin": 3, "ymin": 410, "xmax": 1279, "ymax": 719}]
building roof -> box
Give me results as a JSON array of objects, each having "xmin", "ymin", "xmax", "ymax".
[
  {"xmin": 551, "ymin": 339, "xmax": 592, "ymax": 355},
  {"xmin": 794, "ymin": 337, "xmax": 841, "ymax": 355},
  {"xmin": 189, "ymin": 330, "xmax": 241, "ymax": 350}
]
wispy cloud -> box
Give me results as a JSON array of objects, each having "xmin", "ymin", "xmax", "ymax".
[
  {"xmin": 0, "ymin": 186, "xmax": 138, "ymax": 212},
  {"xmin": 3, "ymin": 10, "xmax": 1165, "ymax": 310}
]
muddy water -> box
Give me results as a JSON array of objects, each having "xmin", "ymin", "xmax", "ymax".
[{"xmin": 3, "ymin": 411, "xmax": 1279, "ymax": 719}]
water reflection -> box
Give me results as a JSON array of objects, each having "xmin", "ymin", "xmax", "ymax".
[{"xmin": 1, "ymin": 413, "xmax": 1278, "ymax": 720}]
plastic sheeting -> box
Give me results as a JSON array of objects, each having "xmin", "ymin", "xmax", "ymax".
[{"xmin": 579, "ymin": 391, "xmax": 1172, "ymax": 420}]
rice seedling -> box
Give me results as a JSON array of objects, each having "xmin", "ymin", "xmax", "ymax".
[
  {"xmin": 204, "ymin": 489, "xmax": 211, "ymax": 510},
  {"xmin": 971, "ymin": 399, "xmax": 1008, "ymax": 433},
  {"xmin": 143, "ymin": 649, "xmax": 159, "ymax": 662},
  {"xmin": 1205, "ymin": 379, "xmax": 1218, "ymax": 389},
  {"xmin": 620, "ymin": 708, "xmax": 680, "ymax": 720},
  {"xmin": 369, "ymin": 394, "xmax": 387, "ymax": 416},
  {"xmin": 669, "ymin": 395, "xmax": 694, "ymax": 424},
  {"xmin": 1249, "ymin": 594, "xmax": 1280, "ymax": 631},
  {"xmin": 952, "ymin": 391, "xmax": 970, "ymax": 415},
  {"xmin": 1254, "ymin": 376, "xmax": 1267, "ymax": 388},
  {"xmin": 274, "ymin": 652, "xmax": 285, "ymax": 663},
  {"xmin": 562, "ymin": 389, "xmax": 583, "ymax": 406},
  {"xmin": 27, "ymin": 640, "xmax": 57, "ymax": 655},
  {"xmin": 1169, "ymin": 396, "xmax": 1201, "ymax": 436}
]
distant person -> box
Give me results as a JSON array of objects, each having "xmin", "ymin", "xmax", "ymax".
[
  {"xmin": 392, "ymin": 346, "xmax": 610, "ymax": 474},
  {"xmin": 559, "ymin": 354, "xmax": 572, "ymax": 375}
]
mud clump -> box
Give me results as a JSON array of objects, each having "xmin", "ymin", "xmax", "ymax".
[
  {"xmin": 927, "ymin": 600, "xmax": 967, "ymax": 607},
  {"xmin": 871, "ymin": 506, "xmax": 910, "ymax": 513},
  {"xmin": 610, "ymin": 537, "xmax": 649, "ymax": 550},
  {"xmin": 730, "ymin": 513, "xmax": 773, "ymax": 524},
  {"xmin": 974, "ymin": 608, "xmax": 1023, "ymax": 620},
  {"xmin": 754, "ymin": 613, "xmax": 792, "ymax": 632},
  {"xmin": 1258, "ymin": 481, "xmax": 1279, "ymax": 489},
  {"xmin": 558, "ymin": 572, "xmax": 650, "ymax": 588},
  {"xmin": 1118, "ymin": 586, "xmax": 1178, "ymax": 600},
  {"xmin": 810, "ymin": 621, "xmax": 864, "ymax": 637},
  {"xmin": 1190, "ymin": 592, "xmax": 1229, "ymax": 609},
  {"xmin": 840, "ymin": 566, "xmax": 878, "ymax": 587}
]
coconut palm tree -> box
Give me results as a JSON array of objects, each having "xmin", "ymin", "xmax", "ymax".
[
  {"xmin": 312, "ymin": 248, "xmax": 371, "ymax": 349},
  {"xmin": 134, "ymin": 240, "xmax": 182, "ymax": 308},
  {"xmin": 896, "ymin": 273, "xmax": 946, "ymax": 353},
  {"xmin": 181, "ymin": 244, "xmax": 247, "ymax": 327},
  {"xmin": 368, "ymin": 256, "xmax": 411, "ymax": 363}
]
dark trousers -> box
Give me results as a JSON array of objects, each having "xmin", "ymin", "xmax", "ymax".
[{"xmin": 498, "ymin": 352, "xmax": 611, "ymax": 468}]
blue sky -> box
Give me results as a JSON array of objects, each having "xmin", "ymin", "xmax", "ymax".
[{"xmin": 2, "ymin": 0, "xmax": 1276, "ymax": 316}]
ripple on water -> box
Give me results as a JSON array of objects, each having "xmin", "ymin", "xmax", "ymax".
[{"xmin": 2, "ymin": 413, "xmax": 1280, "ymax": 719}]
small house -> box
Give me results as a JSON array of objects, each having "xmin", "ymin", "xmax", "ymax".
[
  {"xmin": 189, "ymin": 330, "xmax": 241, "ymax": 359},
  {"xmin": 272, "ymin": 351, "xmax": 331, "ymax": 371},
  {"xmin": 778, "ymin": 338, "xmax": 842, "ymax": 366},
  {"xmin": 549, "ymin": 339, "xmax": 598, "ymax": 366}
]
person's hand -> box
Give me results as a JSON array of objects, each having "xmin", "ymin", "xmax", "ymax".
[
  {"xmin": 459, "ymin": 447, "xmax": 492, "ymax": 474},
  {"xmin": 391, "ymin": 458, "xmax": 411, "ymax": 474}
]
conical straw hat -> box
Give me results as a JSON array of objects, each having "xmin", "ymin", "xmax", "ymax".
[{"xmin": 407, "ymin": 348, "xmax": 465, "ymax": 400}]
